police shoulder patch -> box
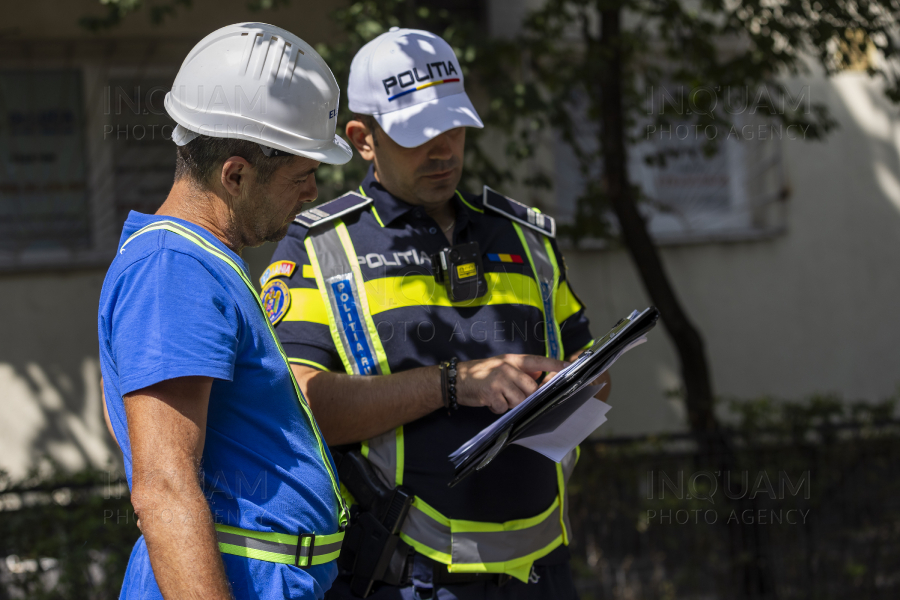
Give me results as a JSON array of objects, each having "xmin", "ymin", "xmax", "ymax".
[
  {"xmin": 259, "ymin": 260, "xmax": 296, "ymax": 288},
  {"xmin": 294, "ymin": 192, "xmax": 373, "ymax": 229},
  {"xmin": 483, "ymin": 186, "xmax": 556, "ymax": 238},
  {"xmin": 260, "ymin": 279, "xmax": 291, "ymax": 325}
]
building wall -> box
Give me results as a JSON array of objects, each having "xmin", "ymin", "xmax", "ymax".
[
  {"xmin": 568, "ymin": 72, "xmax": 900, "ymax": 437},
  {"xmin": 0, "ymin": 269, "xmax": 112, "ymax": 477},
  {"xmin": 2, "ymin": 1, "xmax": 898, "ymax": 478},
  {"xmin": 0, "ymin": 0, "xmax": 338, "ymax": 479}
]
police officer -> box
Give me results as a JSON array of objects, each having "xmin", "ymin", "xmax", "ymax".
[{"xmin": 265, "ymin": 28, "xmax": 609, "ymax": 599}]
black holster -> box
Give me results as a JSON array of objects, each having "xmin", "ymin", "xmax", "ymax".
[{"xmin": 333, "ymin": 450, "xmax": 415, "ymax": 598}]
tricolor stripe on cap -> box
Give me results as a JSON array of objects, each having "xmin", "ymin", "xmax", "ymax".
[{"xmin": 388, "ymin": 78, "xmax": 460, "ymax": 102}]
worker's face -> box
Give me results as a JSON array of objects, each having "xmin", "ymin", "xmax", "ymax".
[
  {"xmin": 349, "ymin": 120, "xmax": 466, "ymax": 208},
  {"xmin": 237, "ymin": 156, "xmax": 319, "ymax": 247}
]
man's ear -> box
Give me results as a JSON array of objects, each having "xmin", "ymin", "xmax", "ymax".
[
  {"xmin": 220, "ymin": 156, "xmax": 252, "ymax": 197},
  {"xmin": 346, "ymin": 120, "xmax": 376, "ymax": 161}
]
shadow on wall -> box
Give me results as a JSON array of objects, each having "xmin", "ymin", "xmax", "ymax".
[
  {"xmin": 0, "ymin": 269, "xmax": 120, "ymax": 481},
  {"xmin": 0, "ymin": 241, "xmax": 281, "ymax": 482}
]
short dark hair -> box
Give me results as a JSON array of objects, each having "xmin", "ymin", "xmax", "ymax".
[{"xmin": 174, "ymin": 135, "xmax": 293, "ymax": 190}]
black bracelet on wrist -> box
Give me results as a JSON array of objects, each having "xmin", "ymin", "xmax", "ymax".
[
  {"xmin": 438, "ymin": 358, "xmax": 459, "ymax": 415},
  {"xmin": 439, "ymin": 361, "xmax": 449, "ymax": 410},
  {"xmin": 446, "ymin": 357, "xmax": 459, "ymax": 414}
]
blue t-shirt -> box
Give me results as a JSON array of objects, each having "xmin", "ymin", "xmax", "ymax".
[{"xmin": 98, "ymin": 212, "xmax": 341, "ymax": 599}]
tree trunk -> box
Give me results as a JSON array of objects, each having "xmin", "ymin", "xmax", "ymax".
[
  {"xmin": 597, "ymin": 9, "xmax": 775, "ymax": 597},
  {"xmin": 596, "ymin": 6, "xmax": 722, "ymax": 454}
]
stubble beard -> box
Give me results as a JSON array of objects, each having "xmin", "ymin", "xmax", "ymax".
[
  {"xmin": 232, "ymin": 184, "xmax": 292, "ymax": 248},
  {"xmin": 264, "ymin": 221, "xmax": 292, "ymax": 244},
  {"xmin": 414, "ymin": 162, "xmax": 462, "ymax": 206}
]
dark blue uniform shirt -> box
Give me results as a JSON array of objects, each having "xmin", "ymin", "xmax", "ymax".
[{"xmin": 269, "ymin": 166, "xmax": 593, "ymax": 523}]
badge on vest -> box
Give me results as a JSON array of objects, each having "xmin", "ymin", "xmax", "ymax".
[
  {"xmin": 259, "ymin": 260, "xmax": 296, "ymax": 287},
  {"xmin": 261, "ymin": 279, "xmax": 291, "ymax": 325},
  {"xmin": 483, "ymin": 186, "xmax": 556, "ymax": 238}
]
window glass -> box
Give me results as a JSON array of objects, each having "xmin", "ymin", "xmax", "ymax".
[
  {"xmin": 553, "ymin": 112, "xmax": 786, "ymax": 242},
  {"xmin": 106, "ymin": 77, "xmax": 176, "ymax": 227},
  {"xmin": 0, "ymin": 69, "xmax": 89, "ymax": 255}
]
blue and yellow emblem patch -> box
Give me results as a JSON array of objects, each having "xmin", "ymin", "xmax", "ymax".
[
  {"xmin": 261, "ymin": 279, "xmax": 291, "ymax": 325},
  {"xmin": 259, "ymin": 260, "xmax": 296, "ymax": 288}
]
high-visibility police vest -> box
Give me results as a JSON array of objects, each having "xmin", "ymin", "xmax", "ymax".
[
  {"xmin": 300, "ymin": 187, "xmax": 578, "ymax": 583},
  {"xmin": 121, "ymin": 220, "xmax": 348, "ymax": 568}
]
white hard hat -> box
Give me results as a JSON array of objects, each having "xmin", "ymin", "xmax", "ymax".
[
  {"xmin": 348, "ymin": 27, "xmax": 483, "ymax": 148},
  {"xmin": 165, "ymin": 22, "xmax": 352, "ymax": 165}
]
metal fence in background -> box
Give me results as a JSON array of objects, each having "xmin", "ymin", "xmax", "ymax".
[
  {"xmin": 1, "ymin": 421, "xmax": 898, "ymax": 599},
  {"xmin": 568, "ymin": 422, "xmax": 900, "ymax": 599}
]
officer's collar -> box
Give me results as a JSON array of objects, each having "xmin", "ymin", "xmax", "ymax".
[{"xmin": 360, "ymin": 164, "xmax": 472, "ymax": 229}]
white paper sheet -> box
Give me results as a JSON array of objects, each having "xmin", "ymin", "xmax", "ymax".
[{"xmin": 510, "ymin": 384, "xmax": 611, "ymax": 462}]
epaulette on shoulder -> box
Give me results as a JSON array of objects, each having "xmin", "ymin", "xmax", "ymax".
[
  {"xmin": 294, "ymin": 191, "xmax": 372, "ymax": 229},
  {"xmin": 483, "ymin": 186, "xmax": 556, "ymax": 238}
]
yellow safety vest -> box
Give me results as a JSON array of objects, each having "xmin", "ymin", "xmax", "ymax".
[
  {"xmin": 120, "ymin": 220, "xmax": 348, "ymax": 568},
  {"xmin": 303, "ymin": 189, "xmax": 578, "ymax": 583}
]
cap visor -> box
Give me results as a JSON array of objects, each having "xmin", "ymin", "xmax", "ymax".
[{"xmin": 375, "ymin": 92, "xmax": 484, "ymax": 148}]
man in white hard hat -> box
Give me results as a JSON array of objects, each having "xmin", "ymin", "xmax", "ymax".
[
  {"xmin": 266, "ymin": 27, "xmax": 608, "ymax": 599},
  {"xmin": 98, "ymin": 23, "xmax": 352, "ymax": 599}
]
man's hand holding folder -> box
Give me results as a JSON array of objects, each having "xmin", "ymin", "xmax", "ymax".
[
  {"xmin": 455, "ymin": 354, "xmax": 570, "ymax": 414},
  {"xmin": 448, "ymin": 307, "xmax": 660, "ymax": 487}
]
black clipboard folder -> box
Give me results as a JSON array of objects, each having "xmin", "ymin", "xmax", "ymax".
[{"xmin": 448, "ymin": 307, "xmax": 660, "ymax": 488}]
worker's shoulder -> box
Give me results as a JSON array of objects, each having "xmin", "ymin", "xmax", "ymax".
[
  {"xmin": 293, "ymin": 191, "xmax": 372, "ymax": 233},
  {"xmin": 481, "ymin": 186, "xmax": 556, "ymax": 238},
  {"xmin": 115, "ymin": 225, "xmax": 215, "ymax": 271},
  {"xmin": 109, "ymin": 232, "xmax": 225, "ymax": 299}
]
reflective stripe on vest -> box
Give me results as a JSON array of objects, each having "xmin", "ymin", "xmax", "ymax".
[
  {"xmin": 282, "ymin": 276, "xmax": 584, "ymax": 327},
  {"xmin": 215, "ymin": 524, "xmax": 344, "ymax": 567},
  {"xmin": 513, "ymin": 222, "xmax": 563, "ymax": 360},
  {"xmin": 120, "ymin": 220, "xmax": 349, "ymax": 557},
  {"xmin": 305, "ymin": 200, "xmax": 574, "ymax": 582},
  {"xmin": 395, "ymin": 447, "xmax": 579, "ymax": 582},
  {"xmin": 305, "ymin": 221, "xmax": 390, "ymax": 376}
]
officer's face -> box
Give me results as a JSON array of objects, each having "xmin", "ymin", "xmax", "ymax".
[
  {"xmin": 238, "ymin": 156, "xmax": 320, "ymax": 247},
  {"xmin": 371, "ymin": 126, "xmax": 466, "ymax": 207}
]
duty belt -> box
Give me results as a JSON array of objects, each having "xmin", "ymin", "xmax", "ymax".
[{"xmin": 216, "ymin": 524, "xmax": 345, "ymax": 568}]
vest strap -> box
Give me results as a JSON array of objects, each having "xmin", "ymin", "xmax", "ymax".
[
  {"xmin": 306, "ymin": 222, "xmax": 390, "ymax": 376},
  {"xmin": 514, "ymin": 223, "xmax": 563, "ymax": 360}
]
